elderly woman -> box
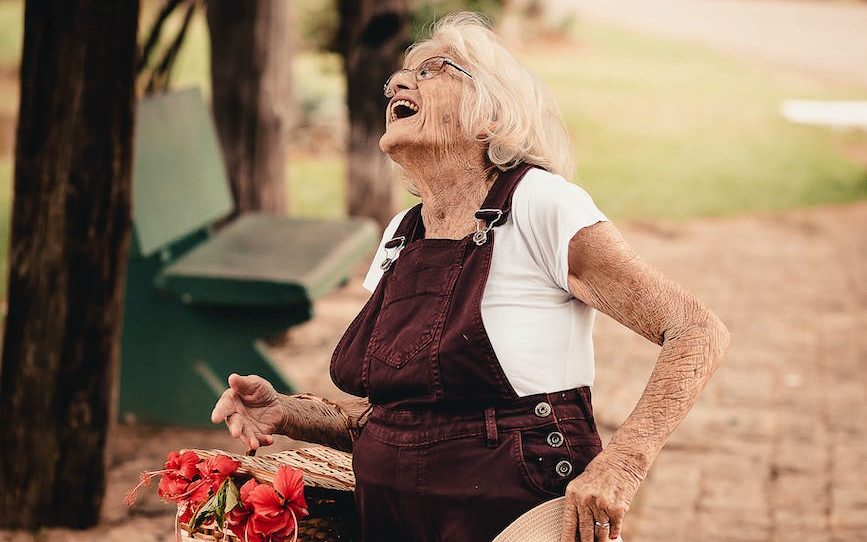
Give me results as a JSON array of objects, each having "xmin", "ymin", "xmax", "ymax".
[{"xmin": 211, "ymin": 12, "xmax": 730, "ymax": 542}]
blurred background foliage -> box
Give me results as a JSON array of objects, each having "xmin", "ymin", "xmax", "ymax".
[{"xmin": 0, "ymin": 0, "xmax": 865, "ymax": 299}]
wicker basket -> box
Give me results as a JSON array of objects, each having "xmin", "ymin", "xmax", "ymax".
[{"xmin": 177, "ymin": 447, "xmax": 357, "ymax": 541}]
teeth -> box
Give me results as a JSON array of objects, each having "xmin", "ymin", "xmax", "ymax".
[
  {"xmin": 394, "ymin": 100, "xmax": 419, "ymax": 112},
  {"xmin": 390, "ymin": 99, "xmax": 419, "ymax": 122}
]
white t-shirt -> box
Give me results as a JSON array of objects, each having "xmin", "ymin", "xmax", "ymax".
[{"xmin": 362, "ymin": 167, "xmax": 609, "ymax": 396}]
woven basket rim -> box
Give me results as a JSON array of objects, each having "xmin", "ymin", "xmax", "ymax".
[{"xmin": 183, "ymin": 446, "xmax": 355, "ymax": 492}]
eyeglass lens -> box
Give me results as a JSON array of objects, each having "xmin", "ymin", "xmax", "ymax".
[{"xmin": 383, "ymin": 57, "xmax": 450, "ymax": 97}]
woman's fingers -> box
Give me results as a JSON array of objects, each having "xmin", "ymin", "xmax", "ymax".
[
  {"xmin": 241, "ymin": 423, "xmax": 260, "ymax": 451},
  {"xmin": 228, "ymin": 373, "xmax": 271, "ymax": 402},
  {"xmin": 563, "ymin": 471, "xmax": 633, "ymax": 542},
  {"xmin": 250, "ymin": 429, "xmax": 275, "ymax": 449},
  {"xmin": 214, "ymin": 374, "xmax": 279, "ymax": 450},
  {"xmin": 210, "ymin": 388, "xmax": 238, "ymax": 424},
  {"xmin": 606, "ymin": 502, "xmax": 627, "ymax": 540},
  {"xmin": 225, "ymin": 412, "xmax": 246, "ymax": 439},
  {"xmin": 608, "ymin": 517, "xmax": 623, "ymax": 540},
  {"xmin": 577, "ymin": 501, "xmax": 595, "ymax": 542},
  {"xmin": 224, "ymin": 410, "xmax": 274, "ymax": 450},
  {"xmin": 559, "ymin": 497, "xmax": 579, "ymax": 542},
  {"xmin": 588, "ymin": 498, "xmax": 613, "ymax": 541},
  {"xmin": 227, "ymin": 373, "xmax": 252, "ymax": 392},
  {"xmin": 591, "ymin": 513, "xmax": 611, "ymax": 541}
]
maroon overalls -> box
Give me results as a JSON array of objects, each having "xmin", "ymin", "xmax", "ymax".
[{"xmin": 330, "ymin": 163, "xmax": 603, "ymax": 541}]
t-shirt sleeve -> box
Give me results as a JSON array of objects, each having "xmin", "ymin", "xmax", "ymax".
[
  {"xmin": 362, "ymin": 208, "xmax": 411, "ymax": 293},
  {"xmin": 515, "ymin": 172, "xmax": 609, "ymax": 293}
]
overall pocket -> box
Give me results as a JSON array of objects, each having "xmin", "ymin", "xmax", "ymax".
[
  {"xmin": 511, "ymin": 421, "xmax": 604, "ymax": 499},
  {"xmin": 511, "ymin": 426, "xmax": 573, "ymax": 498},
  {"xmin": 367, "ymin": 249, "xmax": 462, "ymax": 369}
]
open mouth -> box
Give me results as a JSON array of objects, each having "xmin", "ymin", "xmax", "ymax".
[{"xmin": 390, "ymin": 99, "xmax": 420, "ymax": 123}]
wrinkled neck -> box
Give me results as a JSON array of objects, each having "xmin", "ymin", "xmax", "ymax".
[{"xmin": 400, "ymin": 149, "xmax": 497, "ymax": 239}]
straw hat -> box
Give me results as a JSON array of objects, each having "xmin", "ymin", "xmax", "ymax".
[
  {"xmin": 493, "ymin": 497, "xmax": 567, "ymax": 542},
  {"xmin": 492, "ymin": 497, "xmax": 624, "ymax": 542}
]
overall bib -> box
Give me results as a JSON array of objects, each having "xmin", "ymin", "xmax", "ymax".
[{"xmin": 330, "ymin": 163, "xmax": 604, "ymax": 541}]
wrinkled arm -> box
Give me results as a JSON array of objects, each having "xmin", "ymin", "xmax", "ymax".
[
  {"xmin": 566, "ymin": 221, "xmax": 730, "ymax": 481},
  {"xmin": 277, "ymin": 394, "xmax": 372, "ymax": 453}
]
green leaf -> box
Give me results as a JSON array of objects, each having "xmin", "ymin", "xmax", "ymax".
[
  {"xmin": 192, "ymin": 491, "xmax": 220, "ymax": 529},
  {"xmin": 214, "ymin": 480, "xmax": 228, "ymax": 526},
  {"xmin": 225, "ymin": 478, "xmax": 240, "ymax": 515}
]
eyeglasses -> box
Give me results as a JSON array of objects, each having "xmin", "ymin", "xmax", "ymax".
[{"xmin": 383, "ymin": 56, "xmax": 474, "ymax": 99}]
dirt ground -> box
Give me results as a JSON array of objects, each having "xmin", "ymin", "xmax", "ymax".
[{"xmin": 2, "ymin": 200, "xmax": 864, "ymax": 542}]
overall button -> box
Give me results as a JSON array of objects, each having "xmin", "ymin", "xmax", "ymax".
[
  {"xmin": 546, "ymin": 431, "xmax": 565, "ymax": 448},
  {"xmin": 534, "ymin": 402, "xmax": 552, "ymax": 417},
  {"xmin": 555, "ymin": 460, "xmax": 573, "ymax": 477}
]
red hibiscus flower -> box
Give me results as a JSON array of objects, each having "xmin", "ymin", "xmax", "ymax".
[
  {"xmin": 226, "ymin": 479, "xmax": 257, "ymax": 541},
  {"xmin": 197, "ymin": 454, "xmax": 241, "ymax": 493},
  {"xmin": 124, "ymin": 450, "xmax": 202, "ymax": 506},
  {"xmin": 273, "ymin": 466, "xmax": 308, "ymax": 523},
  {"xmin": 168, "ymin": 450, "xmax": 200, "ymax": 479},
  {"xmin": 183, "ymin": 480, "xmax": 211, "ymax": 510},
  {"xmin": 175, "ymin": 453, "xmax": 242, "ymax": 510},
  {"xmin": 157, "ymin": 450, "xmax": 201, "ymax": 502},
  {"xmin": 245, "ymin": 466, "xmax": 309, "ymax": 540}
]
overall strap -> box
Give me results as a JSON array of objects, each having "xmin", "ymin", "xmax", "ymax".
[
  {"xmin": 476, "ymin": 162, "xmax": 535, "ymax": 226},
  {"xmin": 376, "ymin": 204, "xmax": 422, "ymax": 272},
  {"xmin": 390, "ymin": 203, "xmax": 424, "ymax": 243},
  {"xmin": 472, "ymin": 163, "xmax": 536, "ymax": 245}
]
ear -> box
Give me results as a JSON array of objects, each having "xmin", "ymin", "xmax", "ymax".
[{"xmin": 475, "ymin": 123, "xmax": 496, "ymax": 141}]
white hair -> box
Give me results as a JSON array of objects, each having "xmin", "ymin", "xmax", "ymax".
[{"xmin": 403, "ymin": 11, "xmax": 575, "ymax": 179}]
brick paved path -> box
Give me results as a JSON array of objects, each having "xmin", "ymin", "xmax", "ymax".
[
  {"xmin": 590, "ymin": 202, "xmax": 867, "ymax": 541},
  {"xmin": 2, "ymin": 202, "xmax": 865, "ymax": 541}
]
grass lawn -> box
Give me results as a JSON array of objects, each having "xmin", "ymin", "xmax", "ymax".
[
  {"xmin": 0, "ymin": 1, "xmax": 22, "ymax": 68},
  {"xmin": 291, "ymin": 24, "xmax": 867, "ymax": 221},
  {"xmin": 528, "ymin": 23, "xmax": 867, "ymax": 220},
  {"xmin": 0, "ymin": 3, "xmax": 865, "ymax": 296},
  {"xmin": 286, "ymin": 25, "xmax": 867, "ymax": 220}
]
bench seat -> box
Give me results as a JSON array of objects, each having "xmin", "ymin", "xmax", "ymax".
[{"xmin": 159, "ymin": 214, "xmax": 378, "ymax": 307}]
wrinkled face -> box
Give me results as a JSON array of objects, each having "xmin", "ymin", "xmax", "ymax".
[{"xmin": 379, "ymin": 50, "xmax": 476, "ymax": 161}]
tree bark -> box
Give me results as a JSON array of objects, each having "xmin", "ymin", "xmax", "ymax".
[
  {"xmin": 0, "ymin": 0, "xmax": 137, "ymax": 529},
  {"xmin": 338, "ymin": 0, "xmax": 411, "ymax": 227},
  {"xmin": 207, "ymin": 0, "xmax": 294, "ymax": 215}
]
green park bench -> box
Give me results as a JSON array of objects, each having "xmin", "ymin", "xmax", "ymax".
[{"xmin": 120, "ymin": 88, "xmax": 379, "ymax": 426}]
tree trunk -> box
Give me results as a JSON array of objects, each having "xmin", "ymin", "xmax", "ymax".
[
  {"xmin": 338, "ymin": 0, "xmax": 411, "ymax": 228},
  {"xmin": 207, "ymin": 0, "xmax": 294, "ymax": 215},
  {"xmin": 0, "ymin": 0, "xmax": 137, "ymax": 530}
]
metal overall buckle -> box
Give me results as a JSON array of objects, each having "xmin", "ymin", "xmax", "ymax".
[
  {"xmin": 380, "ymin": 236, "xmax": 406, "ymax": 271},
  {"xmin": 473, "ymin": 209, "xmax": 503, "ymax": 246}
]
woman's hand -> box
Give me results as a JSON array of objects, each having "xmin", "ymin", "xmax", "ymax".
[
  {"xmin": 210, "ymin": 373, "xmax": 286, "ymax": 451},
  {"xmin": 559, "ymin": 451, "xmax": 641, "ymax": 541}
]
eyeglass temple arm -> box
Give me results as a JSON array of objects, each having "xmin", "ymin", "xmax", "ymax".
[{"xmin": 445, "ymin": 59, "xmax": 474, "ymax": 79}]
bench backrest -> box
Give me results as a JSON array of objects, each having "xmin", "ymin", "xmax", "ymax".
[{"xmin": 132, "ymin": 88, "xmax": 234, "ymax": 257}]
